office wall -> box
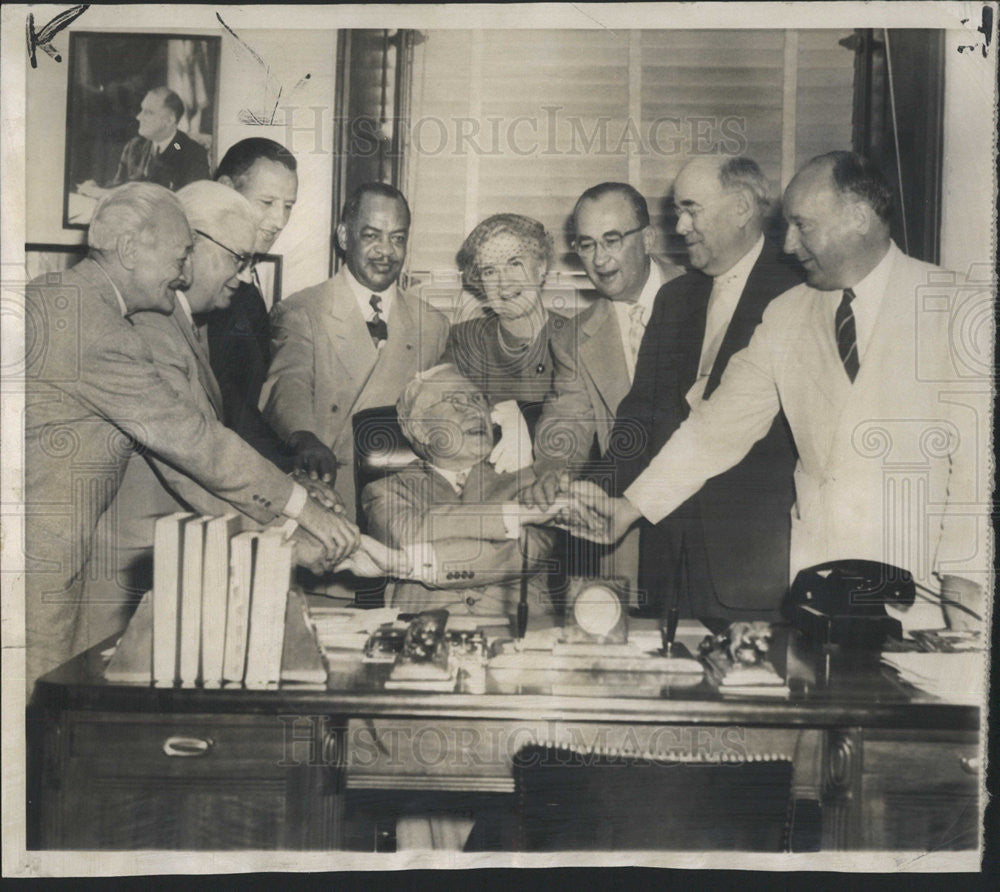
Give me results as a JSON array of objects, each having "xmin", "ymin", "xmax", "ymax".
[{"xmin": 25, "ymin": 11, "xmax": 336, "ymax": 296}]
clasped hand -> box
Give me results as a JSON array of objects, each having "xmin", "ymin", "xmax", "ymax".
[{"xmin": 518, "ymin": 470, "xmax": 640, "ymax": 543}]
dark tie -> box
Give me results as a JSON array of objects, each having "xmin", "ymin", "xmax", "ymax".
[
  {"xmin": 368, "ymin": 294, "xmax": 388, "ymax": 346},
  {"xmin": 835, "ymin": 287, "xmax": 859, "ymax": 383}
]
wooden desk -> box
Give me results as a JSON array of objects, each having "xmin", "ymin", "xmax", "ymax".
[{"xmin": 27, "ymin": 630, "xmax": 981, "ymax": 852}]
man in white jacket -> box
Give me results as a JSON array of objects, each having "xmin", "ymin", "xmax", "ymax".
[{"xmin": 559, "ymin": 151, "xmax": 987, "ymax": 630}]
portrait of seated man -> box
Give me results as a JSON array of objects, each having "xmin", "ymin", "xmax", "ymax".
[{"xmin": 361, "ymin": 364, "xmax": 559, "ymax": 625}]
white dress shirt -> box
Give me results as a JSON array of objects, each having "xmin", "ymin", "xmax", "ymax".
[
  {"xmin": 344, "ymin": 265, "xmax": 397, "ymax": 327},
  {"xmin": 685, "ymin": 235, "xmax": 764, "ymax": 408},
  {"xmin": 613, "ymin": 259, "xmax": 666, "ymax": 383}
]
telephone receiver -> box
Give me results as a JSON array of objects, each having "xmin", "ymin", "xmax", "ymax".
[{"xmin": 784, "ymin": 559, "xmax": 916, "ymax": 646}]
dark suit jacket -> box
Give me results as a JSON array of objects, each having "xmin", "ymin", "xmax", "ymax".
[
  {"xmin": 609, "ymin": 240, "xmax": 803, "ymax": 621},
  {"xmin": 112, "ymin": 129, "xmax": 210, "ymax": 191},
  {"xmin": 440, "ymin": 312, "xmax": 563, "ymax": 404},
  {"xmin": 206, "ymin": 281, "xmax": 294, "ymax": 470}
]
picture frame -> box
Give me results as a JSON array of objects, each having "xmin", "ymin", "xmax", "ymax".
[{"xmin": 63, "ymin": 31, "xmax": 222, "ymax": 230}]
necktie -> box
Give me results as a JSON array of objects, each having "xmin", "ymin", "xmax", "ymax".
[
  {"xmin": 453, "ymin": 468, "xmax": 469, "ymax": 495},
  {"xmin": 368, "ymin": 294, "xmax": 388, "ymax": 346},
  {"xmin": 627, "ymin": 301, "xmax": 645, "ymax": 372},
  {"xmin": 835, "ymin": 287, "xmax": 859, "ymax": 383}
]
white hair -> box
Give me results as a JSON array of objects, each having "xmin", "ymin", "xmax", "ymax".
[
  {"xmin": 396, "ymin": 363, "xmax": 472, "ymax": 446},
  {"xmin": 175, "ymin": 179, "xmax": 262, "ymax": 256},
  {"xmin": 88, "ymin": 182, "xmax": 187, "ymax": 252}
]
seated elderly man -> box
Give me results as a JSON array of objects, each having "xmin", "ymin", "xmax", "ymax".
[{"xmin": 361, "ymin": 364, "xmax": 559, "ymax": 623}]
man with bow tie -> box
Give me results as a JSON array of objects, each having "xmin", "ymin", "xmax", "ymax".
[
  {"xmin": 604, "ymin": 156, "xmax": 803, "ymax": 622},
  {"xmin": 560, "ymin": 152, "xmax": 986, "ymax": 633},
  {"xmin": 259, "ymin": 183, "xmax": 450, "ymax": 523}
]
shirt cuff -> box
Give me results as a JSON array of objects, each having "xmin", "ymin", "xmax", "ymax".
[
  {"xmin": 282, "ymin": 481, "xmax": 309, "ymax": 519},
  {"xmin": 501, "ymin": 502, "xmax": 523, "ymax": 539},
  {"xmin": 622, "ymin": 480, "xmax": 663, "ymax": 525},
  {"xmin": 403, "ymin": 543, "xmax": 438, "ymax": 585}
]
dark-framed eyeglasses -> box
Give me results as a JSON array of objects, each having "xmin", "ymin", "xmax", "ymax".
[
  {"xmin": 571, "ymin": 225, "xmax": 645, "ymax": 257},
  {"xmin": 194, "ymin": 228, "xmax": 255, "ymax": 273}
]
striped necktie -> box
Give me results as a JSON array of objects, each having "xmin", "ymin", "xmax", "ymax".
[
  {"xmin": 835, "ymin": 287, "xmax": 859, "ymax": 383},
  {"xmin": 368, "ymin": 294, "xmax": 388, "ymax": 346}
]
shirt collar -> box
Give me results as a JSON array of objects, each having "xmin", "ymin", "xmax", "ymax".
[
  {"xmin": 344, "ymin": 264, "xmax": 397, "ymax": 322},
  {"xmin": 845, "ymin": 240, "xmax": 896, "ymax": 305},
  {"xmin": 715, "ymin": 234, "xmax": 765, "ymax": 287},
  {"xmin": 173, "ymin": 290, "xmax": 195, "ymax": 325},
  {"xmin": 616, "ymin": 257, "xmax": 665, "ymax": 323},
  {"xmin": 152, "ymin": 130, "xmax": 178, "ymax": 154},
  {"xmin": 92, "ymin": 261, "xmax": 130, "ymax": 317},
  {"xmin": 430, "ymin": 463, "xmax": 476, "ymax": 493}
]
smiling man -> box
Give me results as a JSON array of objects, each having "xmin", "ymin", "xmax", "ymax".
[
  {"xmin": 603, "ymin": 156, "xmax": 803, "ymax": 621},
  {"xmin": 562, "ymin": 152, "xmax": 986, "ymax": 633},
  {"xmin": 259, "ymin": 182, "xmax": 449, "ymax": 523},
  {"xmin": 207, "ymin": 138, "xmax": 302, "ymax": 469}
]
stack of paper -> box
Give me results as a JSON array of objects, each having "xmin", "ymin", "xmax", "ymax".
[{"xmin": 881, "ymin": 652, "xmax": 986, "ymax": 705}]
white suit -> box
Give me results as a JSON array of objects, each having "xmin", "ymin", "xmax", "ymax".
[{"xmin": 626, "ymin": 243, "xmax": 988, "ymax": 604}]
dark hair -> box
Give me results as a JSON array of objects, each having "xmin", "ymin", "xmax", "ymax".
[
  {"xmin": 456, "ymin": 214, "xmax": 552, "ymax": 300},
  {"xmin": 341, "ymin": 182, "xmax": 410, "ymax": 225},
  {"xmin": 215, "ymin": 138, "xmax": 297, "ymax": 182},
  {"xmin": 149, "ymin": 87, "xmax": 185, "ymax": 124},
  {"xmin": 813, "ymin": 150, "xmax": 894, "ymax": 222},
  {"xmin": 572, "ymin": 182, "xmax": 650, "ymax": 232}
]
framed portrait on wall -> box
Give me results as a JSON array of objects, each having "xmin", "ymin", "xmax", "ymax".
[{"xmin": 63, "ymin": 31, "xmax": 221, "ymax": 230}]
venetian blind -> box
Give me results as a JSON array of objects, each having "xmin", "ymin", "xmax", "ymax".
[{"xmin": 406, "ymin": 28, "xmax": 854, "ymax": 276}]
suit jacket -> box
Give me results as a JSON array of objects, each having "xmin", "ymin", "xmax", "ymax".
[
  {"xmin": 535, "ymin": 255, "xmax": 683, "ymax": 468},
  {"xmin": 362, "ymin": 461, "xmax": 556, "ymax": 621},
  {"xmin": 440, "ymin": 311, "xmax": 564, "ymax": 404},
  {"xmin": 111, "ymin": 129, "xmax": 210, "ymax": 191},
  {"xmin": 610, "ymin": 240, "xmax": 802, "ymax": 620},
  {"xmin": 625, "ymin": 244, "xmax": 986, "ymax": 605},
  {"xmin": 83, "ymin": 304, "xmax": 256, "ymax": 638},
  {"xmin": 260, "ymin": 266, "xmax": 450, "ymax": 519},
  {"xmin": 206, "ymin": 280, "xmax": 294, "ymax": 470},
  {"xmin": 24, "ymin": 258, "xmax": 294, "ymax": 685}
]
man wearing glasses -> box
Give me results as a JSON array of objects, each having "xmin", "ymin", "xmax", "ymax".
[
  {"xmin": 81, "ymin": 180, "xmax": 335, "ymax": 642},
  {"xmin": 533, "ymin": 182, "xmax": 683, "ymax": 474},
  {"xmin": 605, "ymin": 156, "xmax": 803, "ymax": 621}
]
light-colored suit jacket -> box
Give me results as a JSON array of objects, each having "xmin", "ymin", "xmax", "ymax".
[
  {"xmin": 24, "ymin": 259, "xmax": 294, "ymax": 684},
  {"xmin": 84, "ymin": 304, "xmax": 255, "ymax": 632},
  {"xmin": 535, "ymin": 255, "xmax": 684, "ymax": 467},
  {"xmin": 626, "ymin": 244, "xmax": 987, "ymax": 593},
  {"xmin": 362, "ymin": 461, "xmax": 557, "ymax": 620},
  {"xmin": 260, "ymin": 267, "xmax": 449, "ymax": 519}
]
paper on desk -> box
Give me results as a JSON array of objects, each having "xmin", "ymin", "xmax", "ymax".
[
  {"xmin": 307, "ymin": 606, "xmax": 400, "ymax": 651},
  {"xmin": 881, "ymin": 651, "xmax": 986, "ymax": 705}
]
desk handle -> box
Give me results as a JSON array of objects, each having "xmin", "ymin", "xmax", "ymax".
[
  {"xmin": 162, "ymin": 735, "xmax": 214, "ymax": 758},
  {"xmin": 958, "ymin": 756, "xmax": 979, "ymax": 775}
]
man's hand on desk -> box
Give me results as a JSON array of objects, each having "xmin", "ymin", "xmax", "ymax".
[
  {"xmin": 288, "ymin": 430, "xmax": 339, "ymax": 483},
  {"xmin": 559, "ymin": 480, "xmax": 642, "ymax": 544}
]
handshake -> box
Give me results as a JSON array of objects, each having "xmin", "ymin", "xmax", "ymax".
[
  {"xmin": 283, "ymin": 470, "xmax": 409, "ymax": 578},
  {"xmin": 516, "ymin": 470, "xmax": 642, "ymax": 544}
]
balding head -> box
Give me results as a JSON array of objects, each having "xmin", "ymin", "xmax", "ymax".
[
  {"xmin": 783, "ymin": 151, "xmax": 892, "ymax": 290},
  {"xmin": 672, "ymin": 155, "xmax": 770, "ymax": 276},
  {"xmin": 175, "ymin": 180, "xmax": 261, "ymax": 313}
]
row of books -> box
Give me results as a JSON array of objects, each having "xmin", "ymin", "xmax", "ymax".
[{"xmin": 150, "ymin": 512, "xmax": 294, "ymax": 688}]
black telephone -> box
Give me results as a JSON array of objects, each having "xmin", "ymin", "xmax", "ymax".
[{"xmin": 784, "ymin": 560, "xmax": 916, "ymax": 647}]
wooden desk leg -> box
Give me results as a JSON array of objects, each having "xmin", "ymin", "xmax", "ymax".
[{"xmin": 821, "ymin": 727, "xmax": 862, "ymax": 850}]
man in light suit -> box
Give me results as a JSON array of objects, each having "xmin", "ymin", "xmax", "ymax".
[
  {"xmin": 260, "ymin": 182, "xmax": 450, "ymax": 522},
  {"xmin": 606, "ymin": 157, "xmax": 803, "ymax": 621},
  {"xmin": 24, "ymin": 182, "xmax": 358, "ymax": 689},
  {"xmin": 562, "ymin": 152, "xmax": 987, "ymax": 630},
  {"xmin": 362, "ymin": 365, "xmax": 557, "ymax": 621},
  {"xmin": 82, "ymin": 181, "xmax": 329, "ymax": 646},
  {"xmin": 533, "ymin": 182, "xmax": 684, "ymax": 471}
]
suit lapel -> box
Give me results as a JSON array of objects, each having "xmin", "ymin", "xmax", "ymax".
[
  {"xmin": 354, "ymin": 291, "xmax": 418, "ymax": 413},
  {"xmin": 579, "ymin": 299, "xmax": 629, "ymax": 412},
  {"xmin": 322, "ymin": 272, "xmax": 377, "ymax": 390},
  {"xmin": 170, "ymin": 309, "xmax": 224, "ymax": 418}
]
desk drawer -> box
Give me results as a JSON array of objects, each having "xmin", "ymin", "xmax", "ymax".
[{"xmin": 68, "ymin": 712, "xmax": 294, "ymax": 768}]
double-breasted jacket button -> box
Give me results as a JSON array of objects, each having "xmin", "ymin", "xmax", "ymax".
[{"xmin": 331, "ymin": 404, "xmax": 339, "ymax": 413}]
